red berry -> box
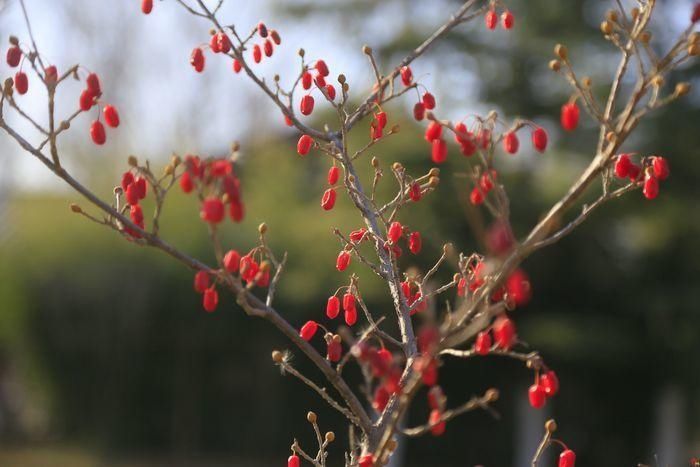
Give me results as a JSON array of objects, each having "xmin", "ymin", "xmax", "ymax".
[
  {"xmin": 130, "ymin": 204, "xmax": 144, "ymax": 225},
  {"xmin": 413, "ymin": 102, "xmax": 426, "ymax": 121},
  {"xmin": 327, "ymin": 337, "xmax": 342, "ymax": 362},
  {"xmin": 180, "ymin": 171, "xmax": 194, "ymax": 193},
  {"xmin": 315, "ymin": 59, "xmax": 329, "ymax": 77},
  {"xmin": 561, "ymin": 102, "xmax": 580, "ymax": 131},
  {"xmin": 327, "ymin": 166, "xmax": 340, "ymax": 185},
  {"xmin": 321, "ymin": 188, "xmax": 337, "ymax": 210},
  {"xmin": 79, "ymin": 89, "xmax": 95, "ymax": 111},
  {"xmin": 528, "ymin": 383, "xmax": 547, "ymax": 409},
  {"xmin": 230, "ymin": 200, "xmax": 244, "ymax": 223},
  {"xmin": 6, "ymin": 46, "xmax": 21, "ymax": 67},
  {"xmin": 86, "ymin": 73, "xmax": 101, "ymax": 96},
  {"xmin": 501, "ymin": 10, "xmax": 514, "ymax": 29},
  {"xmin": 349, "ymin": 228, "xmax": 367, "ymax": 243},
  {"xmin": 103, "ymin": 105, "xmax": 120, "ymax": 128},
  {"xmin": 325, "ymin": 84, "xmax": 336, "ymax": 100},
  {"xmin": 141, "ymin": 0, "xmax": 153, "ymax": 14},
  {"xmin": 493, "ymin": 316, "xmax": 516, "ymax": 350},
  {"xmin": 300, "ymin": 94, "xmax": 315, "ymax": 116},
  {"xmin": 297, "ymin": 134, "xmax": 313, "ymax": 155},
  {"xmin": 400, "ymin": 66, "xmax": 413, "ymax": 86},
  {"xmin": 375, "ymin": 111, "xmax": 387, "ymax": 130},
  {"xmin": 223, "ymin": 250, "xmax": 241, "ymax": 273},
  {"xmin": 257, "ymin": 22, "xmax": 268, "ymax": 38},
  {"xmin": 614, "ymin": 154, "xmax": 632, "ymax": 178},
  {"xmin": 314, "ymin": 74, "xmax": 326, "ymax": 88},
  {"xmin": 190, "ymin": 48, "xmax": 205, "ymax": 72},
  {"xmin": 194, "ymin": 270, "xmax": 210, "ymax": 293},
  {"xmin": 44, "ymin": 65, "xmax": 58, "ymax": 84},
  {"xmin": 432, "ymin": 138, "xmax": 447, "ymax": 164},
  {"xmin": 422, "ymin": 92, "xmax": 436, "ymax": 109},
  {"xmin": 134, "ymin": 177, "xmax": 147, "ymax": 199},
  {"xmin": 425, "ymin": 121, "xmax": 442, "ymax": 142},
  {"xmin": 121, "ymin": 171, "xmax": 135, "ymax": 191},
  {"xmin": 480, "ymin": 172, "xmax": 495, "ymax": 193},
  {"xmin": 203, "ymin": 287, "xmax": 218, "ymax": 312},
  {"xmin": 344, "ymin": 306, "xmax": 357, "ymax": 326},
  {"xmin": 300, "ymin": 320, "xmax": 318, "ymax": 341},
  {"xmin": 559, "ymin": 449, "xmax": 576, "ymax": 467},
  {"xmin": 270, "ymin": 30, "xmax": 281, "ymax": 45},
  {"xmin": 326, "ymin": 295, "xmax": 340, "ymax": 319},
  {"xmin": 288, "ymin": 455, "xmax": 300, "ymax": 467},
  {"xmin": 532, "ymin": 127, "xmax": 548, "ymax": 152},
  {"xmin": 474, "ymin": 331, "xmax": 492, "ymax": 355},
  {"xmin": 540, "ymin": 370, "xmax": 560, "ymax": 397},
  {"xmin": 652, "ymin": 156, "xmax": 670, "ymax": 180},
  {"xmin": 643, "ymin": 174, "xmax": 659, "ymax": 200},
  {"xmin": 470, "ymin": 187, "xmax": 484, "ymax": 205},
  {"xmin": 125, "ymin": 183, "xmax": 140, "ymax": 205},
  {"xmin": 342, "ymin": 292, "xmax": 355, "ymax": 313},
  {"xmin": 217, "ymin": 33, "xmax": 231, "ymax": 54},
  {"xmin": 628, "ymin": 163, "xmax": 642, "ymax": 181},
  {"xmin": 485, "ymin": 10, "xmax": 498, "ymax": 29},
  {"xmin": 14, "ymin": 71, "xmax": 28, "ymax": 95},
  {"xmin": 410, "ymin": 182, "xmax": 422, "ymax": 201},
  {"xmin": 336, "ymin": 250, "xmax": 351, "ymax": 271},
  {"xmin": 200, "ymin": 197, "xmax": 225, "ymax": 223},
  {"xmin": 302, "ymin": 71, "xmax": 313, "ymax": 90},
  {"xmin": 429, "ymin": 409, "xmax": 446, "ymax": 436},
  {"xmin": 420, "ymin": 357, "xmax": 438, "ymax": 386},
  {"xmin": 503, "ymin": 131, "xmax": 519, "ymax": 154},
  {"xmin": 263, "ymin": 38, "xmax": 273, "ymax": 57},
  {"xmin": 359, "ymin": 454, "xmax": 374, "ymax": 467},
  {"xmin": 209, "ymin": 34, "xmax": 221, "ymax": 53},
  {"xmin": 90, "ymin": 120, "xmax": 106, "ymax": 145},
  {"xmin": 388, "ymin": 221, "xmax": 403, "ymax": 244},
  {"xmin": 409, "ymin": 231, "xmax": 422, "ymax": 254},
  {"xmin": 252, "ymin": 44, "xmax": 262, "ymax": 63},
  {"xmin": 232, "ymin": 59, "xmax": 242, "ymax": 73}
]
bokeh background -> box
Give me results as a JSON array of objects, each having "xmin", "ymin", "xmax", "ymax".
[{"xmin": 0, "ymin": 0, "xmax": 699, "ymax": 466}]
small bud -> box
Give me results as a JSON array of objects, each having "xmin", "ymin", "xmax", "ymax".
[
  {"xmin": 342, "ymin": 82, "xmax": 349, "ymax": 93},
  {"xmin": 390, "ymin": 124, "xmax": 400, "ymax": 134},
  {"xmin": 348, "ymin": 174, "xmax": 355, "ymax": 183},
  {"xmin": 272, "ymin": 350, "xmax": 284, "ymax": 363},
  {"xmin": 164, "ymin": 164, "xmax": 174, "ymax": 175},
  {"xmin": 231, "ymin": 141, "xmax": 241, "ymax": 153},
  {"xmin": 606, "ymin": 131, "xmax": 617, "ymax": 143},
  {"xmin": 298, "ymin": 48, "xmax": 305, "ymax": 57},
  {"xmin": 582, "ymin": 76, "xmax": 592, "ymax": 87},
  {"xmin": 9, "ymin": 35, "xmax": 19, "ymax": 46},
  {"xmin": 652, "ymin": 75, "xmax": 664, "ymax": 87},
  {"xmin": 548, "ymin": 60, "xmax": 561, "ymax": 72},
  {"xmin": 362, "ymin": 45, "xmax": 372, "ymax": 55},
  {"xmin": 387, "ymin": 439, "xmax": 398, "ymax": 452},
  {"xmin": 428, "ymin": 168, "xmax": 440, "ymax": 177},
  {"xmin": 443, "ymin": 243, "xmax": 454, "ymax": 256},
  {"xmin": 600, "ymin": 21, "xmax": 613, "ymax": 35},
  {"xmin": 688, "ymin": 44, "xmax": 700, "ymax": 56},
  {"xmin": 325, "ymin": 432, "xmax": 335, "ymax": 443},
  {"xmin": 274, "ymin": 74, "xmax": 280, "ymax": 82},
  {"xmin": 60, "ymin": 120, "xmax": 70, "ymax": 131},
  {"xmin": 674, "ymin": 82, "xmax": 691, "ymax": 97},
  {"xmin": 3, "ymin": 77, "xmax": 14, "ymax": 96},
  {"xmin": 259, "ymin": 260, "xmax": 271, "ymax": 272},
  {"xmin": 70, "ymin": 203, "xmax": 82, "ymax": 213},
  {"xmin": 690, "ymin": 33, "xmax": 700, "ymax": 45},
  {"xmin": 171, "ymin": 154, "xmax": 181, "ymax": 167},
  {"xmin": 631, "ymin": 7, "xmax": 639, "ymax": 20},
  {"xmin": 307, "ymin": 411, "xmax": 317, "ymax": 423},
  {"xmin": 545, "ymin": 419, "xmax": 558, "ymax": 433},
  {"xmin": 428, "ymin": 176, "xmax": 440, "ymax": 187},
  {"xmin": 485, "ymin": 388, "xmax": 499, "ymax": 402},
  {"xmin": 258, "ymin": 222, "xmax": 268, "ymax": 235},
  {"xmin": 127, "ymin": 155, "xmax": 138, "ymax": 167},
  {"xmin": 392, "ymin": 162, "xmax": 403, "ymax": 171},
  {"xmin": 371, "ymin": 157, "xmax": 379, "ymax": 168},
  {"xmin": 606, "ymin": 10, "xmax": 619, "ymax": 22},
  {"xmin": 554, "ymin": 44, "xmax": 568, "ymax": 60},
  {"xmin": 337, "ymin": 74, "xmax": 346, "ymax": 84},
  {"xmin": 639, "ymin": 31, "xmax": 651, "ymax": 44}
]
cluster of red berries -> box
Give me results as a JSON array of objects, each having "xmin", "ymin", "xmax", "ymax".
[
  {"xmin": 179, "ymin": 155, "xmax": 245, "ymax": 224},
  {"xmin": 321, "ymin": 166, "xmax": 339, "ymax": 210},
  {"xmin": 370, "ymin": 108, "xmax": 388, "ymax": 140},
  {"xmin": 299, "ymin": 321, "xmax": 343, "ymax": 361},
  {"xmin": 6, "ymin": 42, "xmax": 28, "ymax": 96},
  {"xmin": 485, "ymin": 7, "xmax": 515, "ymax": 30},
  {"xmin": 352, "ymin": 340, "xmax": 405, "ymax": 413},
  {"xmin": 412, "ymin": 89, "xmax": 436, "ymax": 122},
  {"xmin": 119, "ymin": 170, "xmax": 149, "ymax": 237},
  {"xmin": 528, "ymin": 369, "xmax": 560, "ymax": 409},
  {"xmin": 457, "ymin": 259, "xmax": 531, "ymax": 308},
  {"xmin": 299, "ymin": 58, "xmax": 335, "ymax": 118},
  {"xmin": 194, "ymin": 270, "xmax": 220, "ymax": 312},
  {"xmin": 249, "ymin": 22, "xmax": 281, "ymax": 65},
  {"xmin": 614, "ymin": 153, "xmax": 669, "ymax": 200}
]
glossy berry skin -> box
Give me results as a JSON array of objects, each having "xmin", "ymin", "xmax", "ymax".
[
  {"xmin": 141, "ymin": 0, "xmax": 153, "ymax": 14},
  {"xmin": 180, "ymin": 171, "xmax": 194, "ymax": 193},
  {"xmin": 288, "ymin": 455, "xmax": 300, "ymax": 467},
  {"xmin": 194, "ymin": 270, "xmax": 210, "ymax": 293},
  {"xmin": 409, "ymin": 231, "xmax": 422, "ymax": 254},
  {"xmin": 485, "ymin": 10, "xmax": 498, "ymax": 29},
  {"xmin": 190, "ymin": 48, "xmax": 205, "ymax": 72},
  {"xmin": 79, "ymin": 90, "xmax": 95, "ymax": 111},
  {"xmin": 232, "ymin": 59, "xmax": 242, "ymax": 73},
  {"xmin": 6, "ymin": 46, "xmax": 21, "ymax": 67},
  {"xmin": 400, "ymin": 66, "xmax": 413, "ymax": 86},
  {"xmin": 327, "ymin": 166, "xmax": 340, "ymax": 185},
  {"xmin": 344, "ymin": 306, "xmax": 357, "ymax": 326},
  {"xmin": 643, "ymin": 174, "xmax": 659, "ymax": 200},
  {"xmin": 532, "ymin": 127, "xmax": 548, "ymax": 152},
  {"xmin": 14, "ymin": 71, "xmax": 28, "ymax": 95},
  {"xmin": 425, "ymin": 121, "xmax": 442, "ymax": 142},
  {"xmin": 223, "ymin": 250, "xmax": 241, "ymax": 273},
  {"xmin": 501, "ymin": 10, "xmax": 514, "ymax": 29},
  {"xmin": 321, "ymin": 188, "xmax": 336, "ymax": 210},
  {"xmin": 652, "ymin": 156, "xmax": 670, "ymax": 180},
  {"xmin": 263, "ymin": 39, "xmax": 273, "ymax": 57},
  {"xmin": 614, "ymin": 154, "xmax": 632, "ymax": 178},
  {"xmin": 503, "ymin": 131, "xmax": 519, "ymax": 154},
  {"xmin": 103, "ymin": 105, "xmax": 120, "ymax": 128},
  {"xmin": 336, "ymin": 250, "xmax": 351, "ymax": 271},
  {"xmin": 299, "ymin": 320, "xmax": 318, "ymax": 341},
  {"xmin": 429, "ymin": 409, "xmax": 446, "ymax": 436},
  {"xmin": 432, "ymin": 138, "xmax": 448, "ymax": 164},
  {"xmin": 325, "ymin": 84, "xmax": 336, "ymax": 100},
  {"xmin": 358, "ymin": 455, "xmax": 374, "ymax": 467},
  {"xmin": 90, "ymin": 120, "xmax": 106, "ymax": 145},
  {"xmin": 327, "ymin": 338, "xmax": 342, "ymax": 362},
  {"xmin": 200, "ymin": 197, "xmax": 225, "ymax": 223},
  {"xmin": 474, "ymin": 331, "xmax": 492, "ymax": 355},
  {"xmin": 493, "ymin": 316, "xmax": 516, "ymax": 350},
  {"xmin": 297, "ymin": 134, "xmax": 313, "ymax": 156},
  {"xmin": 561, "ymin": 102, "xmax": 580, "ymax": 131},
  {"xmin": 300, "ymin": 94, "xmax": 315, "ymax": 116},
  {"xmin": 422, "ymin": 92, "xmax": 436, "ymax": 110},
  {"xmin": 410, "ymin": 182, "xmax": 422, "ymax": 202},
  {"xmin": 314, "ymin": 74, "xmax": 326, "ymax": 88},
  {"xmin": 326, "ymin": 296, "xmax": 340, "ymax": 319},
  {"xmin": 86, "ymin": 73, "xmax": 101, "ymax": 96},
  {"xmin": 559, "ymin": 449, "xmax": 576, "ymax": 467},
  {"xmin": 121, "ymin": 171, "xmax": 135, "ymax": 191},
  {"xmin": 302, "ymin": 71, "xmax": 313, "ymax": 90},
  {"xmin": 315, "ymin": 59, "xmax": 329, "ymax": 77},
  {"xmin": 388, "ymin": 221, "xmax": 403, "ymax": 244},
  {"xmin": 342, "ymin": 293, "xmax": 355, "ymax": 313},
  {"xmin": 540, "ymin": 370, "xmax": 560, "ymax": 396},
  {"xmin": 125, "ymin": 183, "xmax": 140, "ymax": 206},
  {"xmin": 203, "ymin": 287, "xmax": 218, "ymax": 312},
  {"xmin": 413, "ymin": 102, "xmax": 425, "ymax": 121},
  {"xmin": 528, "ymin": 383, "xmax": 547, "ymax": 409}
]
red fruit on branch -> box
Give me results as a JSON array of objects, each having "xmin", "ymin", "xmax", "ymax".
[
  {"xmin": 325, "ymin": 84, "xmax": 336, "ymax": 100},
  {"xmin": 44, "ymin": 65, "xmax": 58, "ymax": 84},
  {"xmin": 400, "ymin": 66, "xmax": 413, "ymax": 86},
  {"xmin": 14, "ymin": 71, "xmax": 28, "ymax": 95},
  {"xmin": 422, "ymin": 92, "xmax": 436, "ymax": 109},
  {"xmin": 327, "ymin": 336, "xmax": 342, "ymax": 362},
  {"xmin": 141, "ymin": 0, "xmax": 153, "ymax": 14},
  {"xmin": 223, "ymin": 250, "xmax": 241, "ymax": 273},
  {"xmin": 130, "ymin": 204, "xmax": 144, "ymax": 225},
  {"xmin": 503, "ymin": 131, "xmax": 519, "ymax": 154},
  {"xmin": 540, "ymin": 370, "xmax": 560, "ymax": 396},
  {"xmin": 126, "ymin": 183, "xmax": 140, "ymax": 205},
  {"xmin": 300, "ymin": 94, "xmax": 315, "ymax": 115},
  {"xmin": 336, "ymin": 250, "xmax": 351, "ymax": 271},
  {"xmin": 315, "ymin": 59, "xmax": 329, "ymax": 77},
  {"xmin": 314, "ymin": 74, "xmax": 326, "ymax": 88},
  {"xmin": 297, "ymin": 134, "xmax": 313, "ymax": 155},
  {"xmin": 302, "ymin": 71, "xmax": 312, "ymax": 90},
  {"xmin": 643, "ymin": 174, "xmax": 659, "ymax": 200},
  {"xmin": 321, "ymin": 188, "xmax": 337, "ymax": 210},
  {"xmin": 121, "ymin": 171, "xmax": 134, "ymax": 191},
  {"xmin": 344, "ymin": 306, "xmax": 357, "ymax": 326},
  {"xmin": 425, "ymin": 121, "xmax": 442, "ymax": 142},
  {"xmin": 90, "ymin": 120, "xmax": 106, "ymax": 145},
  {"xmin": 257, "ymin": 22, "xmax": 268, "ymax": 38},
  {"xmin": 203, "ymin": 287, "xmax": 219, "ymax": 312},
  {"xmin": 501, "ymin": 10, "xmax": 514, "ymax": 29},
  {"xmin": 194, "ymin": 270, "xmax": 210, "ymax": 293},
  {"xmin": 86, "ymin": 73, "xmax": 101, "ymax": 96},
  {"xmin": 474, "ymin": 331, "xmax": 492, "ymax": 355},
  {"xmin": 652, "ymin": 156, "xmax": 670, "ymax": 180},
  {"xmin": 264, "ymin": 38, "xmax": 273, "ymax": 57},
  {"xmin": 559, "ymin": 449, "xmax": 576, "ymax": 467},
  {"xmin": 432, "ymin": 138, "xmax": 448, "ymax": 163},
  {"xmin": 470, "ymin": 187, "xmax": 484, "ymax": 205},
  {"xmin": 528, "ymin": 382, "xmax": 547, "ymax": 409},
  {"xmin": 409, "ymin": 231, "xmax": 422, "ymax": 254},
  {"xmin": 561, "ymin": 102, "xmax": 580, "ymax": 131},
  {"xmin": 6, "ymin": 45, "xmax": 21, "ymax": 67},
  {"xmin": 429, "ymin": 409, "xmax": 446, "ymax": 436},
  {"xmin": 614, "ymin": 154, "xmax": 632, "ymax": 178},
  {"xmin": 79, "ymin": 89, "xmax": 95, "ymax": 111},
  {"xmin": 217, "ymin": 33, "xmax": 231, "ymax": 53},
  {"xmin": 103, "ymin": 105, "xmax": 120, "ymax": 128},
  {"xmin": 327, "ymin": 166, "xmax": 340, "ymax": 185},
  {"xmin": 134, "ymin": 177, "xmax": 147, "ymax": 200},
  {"xmin": 179, "ymin": 171, "xmax": 194, "ymax": 193},
  {"xmin": 388, "ymin": 221, "xmax": 403, "ymax": 244},
  {"xmin": 252, "ymin": 44, "xmax": 262, "ymax": 63},
  {"xmin": 326, "ymin": 296, "xmax": 340, "ymax": 319},
  {"xmin": 342, "ymin": 292, "xmax": 355, "ymax": 313},
  {"xmin": 190, "ymin": 47, "xmax": 205, "ymax": 72},
  {"xmin": 485, "ymin": 9, "xmax": 498, "ymax": 30},
  {"xmin": 506, "ymin": 268, "xmax": 531, "ymax": 307},
  {"xmin": 299, "ymin": 320, "xmax": 319, "ymax": 341},
  {"xmin": 232, "ymin": 59, "xmax": 242, "ymax": 73},
  {"xmin": 493, "ymin": 316, "xmax": 516, "ymax": 350},
  {"xmin": 532, "ymin": 127, "xmax": 548, "ymax": 152},
  {"xmin": 270, "ymin": 30, "xmax": 281, "ymax": 45},
  {"xmin": 287, "ymin": 454, "xmax": 300, "ymax": 467},
  {"xmin": 200, "ymin": 197, "xmax": 225, "ymax": 223},
  {"xmin": 413, "ymin": 102, "xmax": 426, "ymax": 121},
  {"xmin": 359, "ymin": 455, "xmax": 374, "ymax": 467},
  {"xmin": 349, "ymin": 228, "xmax": 367, "ymax": 243},
  {"xmin": 209, "ymin": 34, "xmax": 221, "ymax": 53}
]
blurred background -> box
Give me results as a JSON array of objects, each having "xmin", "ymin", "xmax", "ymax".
[{"xmin": 0, "ymin": 0, "xmax": 699, "ymax": 466}]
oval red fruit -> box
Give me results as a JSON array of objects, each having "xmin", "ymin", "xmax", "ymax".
[
  {"xmin": 493, "ymin": 316, "xmax": 516, "ymax": 350},
  {"xmin": 297, "ymin": 134, "xmax": 313, "ymax": 155},
  {"xmin": 203, "ymin": 287, "xmax": 218, "ymax": 312},
  {"xmin": 321, "ymin": 188, "xmax": 337, "ymax": 210},
  {"xmin": 413, "ymin": 102, "xmax": 426, "ymax": 121},
  {"xmin": 643, "ymin": 174, "xmax": 659, "ymax": 200},
  {"xmin": 422, "ymin": 92, "xmax": 436, "ymax": 109},
  {"xmin": 559, "ymin": 449, "xmax": 576, "ymax": 467},
  {"xmin": 14, "ymin": 71, "xmax": 28, "ymax": 95},
  {"xmin": 300, "ymin": 94, "xmax": 315, "ymax": 116},
  {"xmin": 300, "ymin": 320, "xmax": 318, "ymax": 341},
  {"xmin": 409, "ymin": 231, "xmax": 422, "ymax": 254},
  {"xmin": 141, "ymin": 0, "xmax": 153, "ymax": 14},
  {"xmin": 252, "ymin": 44, "xmax": 262, "ymax": 63},
  {"xmin": 388, "ymin": 221, "xmax": 403, "ymax": 244},
  {"xmin": 429, "ymin": 409, "xmax": 446, "ymax": 436},
  {"xmin": 528, "ymin": 383, "xmax": 547, "ymax": 409},
  {"xmin": 485, "ymin": 10, "xmax": 498, "ymax": 30},
  {"xmin": 474, "ymin": 331, "xmax": 492, "ymax": 355},
  {"xmin": 432, "ymin": 138, "xmax": 447, "ymax": 164},
  {"xmin": 200, "ymin": 197, "xmax": 225, "ymax": 223},
  {"xmin": 336, "ymin": 250, "xmax": 351, "ymax": 271},
  {"xmin": 223, "ymin": 250, "xmax": 241, "ymax": 273},
  {"xmin": 614, "ymin": 154, "xmax": 632, "ymax": 178},
  {"xmin": 326, "ymin": 296, "xmax": 340, "ymax": 319},
  {"xmin": 652, "ymin": 156, "xmax": 669, "ymax": 180},
  {"xmin": 540, "ymin": 370, "xmax": 560, "ymax": 396},
  {"xmin": 532, "ymin": 127, "xmax": 548, "ymax": 152},
  {"xmin": 501, "ymin": 10, "xmax": 514, "ymax": 29},
  {"xmin": 503, "ymin": 131, "xmax": 519, "ymax": 154},
  {"xmin": 288, "ymin": 455, "xmax": 300, "ymax": 467},
  {"xmin": 400, "ymin": 66, "xmax": 413, "ymax": 86},
  {"xmin": 103, "ymin": 105, "xmax": 120, "ymax": 128},
  {"xmin": 315, "ymin": 59, "xmax": 329, "ymax": 77},
  {"xmin": 190, "ymin": 48, "xmax": 205, "ymax": 72},
  {"xmin": 327, "ymin": 166, "xmax": 340, "ymax": 185},
  {"xmin": 180, "ymin": 171, "xmax": 194, "ymax": 193},
  {"xmin": 90, "ymin": 120, "xmax": 106, "ymax": 145},
  {"xmin": 6, "ymin": 46, "xmax": 21, "ymax": 67},
  {"xmin": 194, "ymin": 270, "xmax": 210, "ymax": 293},
  {"xmin": 561, "ymin": 102, "xmax": 580, "ymax": 131}
]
